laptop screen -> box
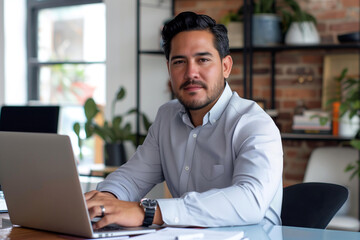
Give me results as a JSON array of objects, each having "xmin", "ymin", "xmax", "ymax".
[{"xmin": 0, "ymin": 106, "xmax": 60, "ymax": 133}]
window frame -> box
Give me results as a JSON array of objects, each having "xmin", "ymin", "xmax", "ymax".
[{"xmin": 26, "ymin": 0, "xmax": 104, "ymax": 102}]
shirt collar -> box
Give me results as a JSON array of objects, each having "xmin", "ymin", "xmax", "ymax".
[{"xmin": 179, "ymin": 82, "xmax": 233, "ymax": 127}]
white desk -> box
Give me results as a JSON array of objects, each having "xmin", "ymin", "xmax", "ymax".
[{"xmin": 1, "ymin": 213, "xmax": 360, "ymax": 239}]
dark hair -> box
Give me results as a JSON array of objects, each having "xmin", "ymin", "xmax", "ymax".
[{"xmin": 161, "ymin": 11, "xmax": 230, "ymax": 60}]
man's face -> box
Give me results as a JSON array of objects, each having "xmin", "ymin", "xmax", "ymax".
[{"xmin": 167, "ymin": 30, "xmax": 232, "ymax": 111}]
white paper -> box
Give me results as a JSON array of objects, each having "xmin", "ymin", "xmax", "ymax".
[{"xmin": 130, "ymin": 227, "xmax": 245, "ymax": 240}]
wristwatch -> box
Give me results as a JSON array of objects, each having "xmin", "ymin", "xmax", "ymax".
[{"xmin": 140, "ymin": 198, "xmax": 157, "ymax": 227}]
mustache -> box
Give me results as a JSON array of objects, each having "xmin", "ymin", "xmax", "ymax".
[{"xmin": 180, "ymin": 80, "xmax": 207, "ymax": 90}]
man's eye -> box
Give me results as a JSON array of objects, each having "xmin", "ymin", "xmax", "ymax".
[
  {"xmin": 199, "ymin": 58, "xmax": 209, "ymax": 63},
  {"xmin": 173, "ymin": 60, "xmax": 185, "ymax": 65}
]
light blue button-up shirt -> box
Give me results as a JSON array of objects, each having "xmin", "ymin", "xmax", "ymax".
[{"xmin": 97, "ymin": 83, "xmax": 283, "ymax": 227}]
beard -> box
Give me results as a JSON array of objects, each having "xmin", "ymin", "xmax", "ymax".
[{"xmin": 174, "ymin": 79, "xmax": 225, "ymax": 110}]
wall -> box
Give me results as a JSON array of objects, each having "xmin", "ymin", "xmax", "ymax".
[
  {"xmin": 105, "ymin": 0, "xmax": 171, "ymax": 156},
  {"xmin": 3, "ymin": 0, "xmax": 27, "ymax": 104},
  {"xmin": 104, "ymin": 0, "xmax": 171, "ymax": 198},
  {"xmin": 175, "ymin": 0, "xmax": 360, "ymax": 186},
  {"xmin": 0, "ymin": 0, "xmax": 27, "ymax": 106},
  {"xmin": 0, "ymin": 0, "xmax": 4, "ymax": 106}
]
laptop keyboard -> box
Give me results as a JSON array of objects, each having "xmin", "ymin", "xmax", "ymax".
[
  {"xmin": 93, "ymin": 223, "xmax": 149, "ymax": 233},
  {"xmin": 94, "ymin": 224, "xmax": 124, "ymax": 232}
]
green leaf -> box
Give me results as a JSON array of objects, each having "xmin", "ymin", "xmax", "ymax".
[
  {"xmin": 345, "ymin": 163, "xmax": 355, "ymax": 172},
  {"xmin": 142, "ymin": 113, "xmax": 152, "ymax": 130},
  {"xmin": 123, "ymin": 123, "xmax": 132, "ymax": 135},
  {"xmin": 335, "ymin": 68, "xmax": 348, "ymax": 82},
  {"xmin": 111, "ymin": 86, "xmax": 126, "ymax": 119},
  {"xmin": 350, "ymin": 139, "xmax": 360, "ymax": 150},
  {"xmin": 112, "ymin": 116, "xmax": 123, "ymax": 140},
  {"xmin": 84, "ymin": 122, "xmax": 94, "ymax": 138},
  {"xmin": 73, "ymin": 122, "xmax": 81, "ymax": 136},
  {"xmin": 84, "ymin": 98, "xmax": 99, "ymax": 120},
  {"xmin": 73, "ymin": 85, "xmax": 152, "ymax": 150},
  {"xmin": 319, "ymin": 116, "xmax": 329, "ymax": 126},
  {"xmin": 103, "ymin": 121, "xmax": 117, "ymax": 142},
  {"xmin": 73, "ymin": 122, "xmax": 83, "ymax": 159},
  {"xmin": 116, "ymin": 87, "xmax": 126, "ymax": 101},
  {"xmin": 127, "ymin": 108, "xmax": 137, "ymax": 115},
  {"xmin": 310, "ymin": 114, "xmax": 330, "ymax": 126}
]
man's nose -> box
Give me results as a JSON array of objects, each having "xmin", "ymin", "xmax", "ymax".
[{"xmin": 185, "ymin": 61, "xmax": 200, "ymax": 79}]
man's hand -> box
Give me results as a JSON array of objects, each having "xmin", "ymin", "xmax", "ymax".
[{"xmin": 85, "ymin": 190, "xmax": 144, "ymax": 229}]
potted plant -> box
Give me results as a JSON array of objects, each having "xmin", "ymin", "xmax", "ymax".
[
  {"xmin": 322, "ymin": 68, "xmax": 360, "ymax": 179},
  {"xmin": 73, "ymin": 86, "xmax": 151, "ymax": 166},
  {"xmin": 220, "ymin": 11, "xmax": 244, "ymax": 48},
  {"xmin": 325, "ymin": 68, "xmax": 360, "ymax": 137},
  {"xmin": 251, "ymin": 0, "xmax": 282, "ymax": 46},
  {"xmin": 281, "ymin": 0, "xmax": 319, "ymax": 45}
]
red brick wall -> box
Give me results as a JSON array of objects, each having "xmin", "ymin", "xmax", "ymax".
[{"xmin": 175, "ymin": 0, "xmax": 360, "ymax": 186}]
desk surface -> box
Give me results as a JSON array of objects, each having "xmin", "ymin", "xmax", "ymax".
[{"xmin": 2, "ymin": 213, "xmax": 360, "ymax": 240}]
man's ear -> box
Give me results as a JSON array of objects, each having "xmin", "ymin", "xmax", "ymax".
[
  {"xmin": 166, "ymin": 61, "xmax": 170, "ymax": 74},
  {"xmin": 222, "ymin": 55, "xmax": 233, "ymax": 79}
]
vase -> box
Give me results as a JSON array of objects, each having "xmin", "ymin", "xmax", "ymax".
[
  {"xmin": 339, "ymin": 112, "xmax": 360, "ymax": 138},
  {"xmin": 104, "ymin": 143, "xmax": 127, "ymax": 167},
  {"xmin": 285, "ymin": 21, "xmax": 320, "ymax": 45},
  {"xmin": 252, "ymin": 14, "xmax": 282, "ymax": 46}
]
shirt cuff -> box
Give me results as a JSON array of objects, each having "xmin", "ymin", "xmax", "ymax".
[{"xmin": 157, "ymin": 198, "xmax": 186, "ymax": 226}]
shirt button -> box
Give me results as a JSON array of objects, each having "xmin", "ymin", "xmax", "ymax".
[
  {"xmin": 192, "ymin": 133, "xmax": 197, "ymax": 138},
  {"xmin": 185, "ymin": 166, "xmax": 190, "ymax": 171},
  {"xmin": 174, "ymin": 217, "xmax": 179, "ymax": 223}
]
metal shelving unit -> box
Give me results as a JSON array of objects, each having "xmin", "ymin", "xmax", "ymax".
[
  {"xmin": 242, "ymin": 0, "xmax": 360, "ymax": 109},
  {"xmin": 135, "ymin": 0, "xmax": 359, "ymax": 142},
  {"xmin": 135, "ymin": 0, "xmax": 174, "ymax": 145},
  {"xmin": 240, "ymin": 0, "xmax": 360, "ymax": 141},
  {"xmin": 281, "ymin": 133, "xmax": 353, "ymax": 142}
]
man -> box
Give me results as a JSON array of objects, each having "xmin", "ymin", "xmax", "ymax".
[{"xmin": 86, "ymin": 11, "xmax": 283, "ymax": 229}]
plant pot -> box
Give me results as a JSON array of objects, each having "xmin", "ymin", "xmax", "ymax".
[
  {"xmin": 339, "ymin": 112, "xmax": 360, "ymax": 138},
  {"xmin": 252, "ymin": 14, "xmax": 281, "ymax": 46},
  {"xmin": 104, "ymin": 143, "xmax": 127, "ymax": 167},
  {"xmin": 285, "ymin": 21, "xmax": 320, "ymax": 45},
  {"xmin": 227, "ymin": 22, "xmax": 243, "ymax": 48}
]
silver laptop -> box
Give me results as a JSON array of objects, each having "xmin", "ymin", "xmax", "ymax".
[{"xmin": 0, "ymin": 131, "xmax": 155, "ymax": 238}]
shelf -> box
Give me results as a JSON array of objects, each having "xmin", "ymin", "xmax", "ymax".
[
  {"xmin": 281, "ymin": 133, "xmax": 353, "ymax": 141},
  {"xmin": 139, "ymin": 50, "xmax": 164, "ymax": 55},
  {"xmin": 230, "ymin": 43, "xmax": 360, "ymax": 53},
  {"xmin": 140, "ymin": 44, "xmax": 359, "ymax": 55}
]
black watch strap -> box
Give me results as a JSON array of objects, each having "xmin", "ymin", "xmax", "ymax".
[
  {"xmin": 142, "ymin": 207, "xmax": 156, "ymax": 227},
  {"xmin": 140, "ymin": 198, "xmax": 157, "ymax": 227}
]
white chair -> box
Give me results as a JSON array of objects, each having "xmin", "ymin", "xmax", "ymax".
[{"xmin": 303, "ymin": 147, "xmax": 360, "ymax": 231}]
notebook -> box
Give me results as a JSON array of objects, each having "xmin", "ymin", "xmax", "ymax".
[
  {"xmin": 0, "ymin": 190, "xmax": 7, "ymax": 213},
  {"xmin": 0, "ymin": 131, "xmax": 155, "ymax": 238}
]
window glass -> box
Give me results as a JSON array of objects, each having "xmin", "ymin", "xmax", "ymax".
[
  {"xmin": 37, "ymin": 3, "xmax": 105, "ymax": 62},
  {"xmin": 33, "ymin": 2, "xmax": 106, "ymax": 164},
  {"xmin": 39, "ymin": 63, "xmax": 105, "ymax": 105}
]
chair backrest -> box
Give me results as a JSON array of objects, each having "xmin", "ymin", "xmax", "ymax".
[
  {"xmin": 281, "ymin": 182, "xmax": 348, "ymax": 229},
  {"xmin": 303, "ymin": 147, "xmax": 358, "ymax": 218}
]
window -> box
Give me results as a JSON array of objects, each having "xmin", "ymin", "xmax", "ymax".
[
  {"xmin": 27, "ymin": 0, "xmax": 106, "ymax": 163},
  {"xmin": 27, "ymin": 0, "xmax": 105, "ymax": 105}
]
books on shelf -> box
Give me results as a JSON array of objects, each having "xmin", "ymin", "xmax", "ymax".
[{"xmin": 292, "ymin": 110, "xmax": 331, "ymax": 134}]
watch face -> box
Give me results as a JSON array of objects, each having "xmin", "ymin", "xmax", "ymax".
[{"xmin": 141, "ymin": 198, "xmax": 157, "ymax": 209}]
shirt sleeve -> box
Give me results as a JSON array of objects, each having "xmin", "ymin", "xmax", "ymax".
[
  {"xmin": 157, "ymin": 112, "xmax": 283, "ymax": 227},
  {"xmin": 96, "ymin": 116, "xmax": 164, "ymax": 201}
]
